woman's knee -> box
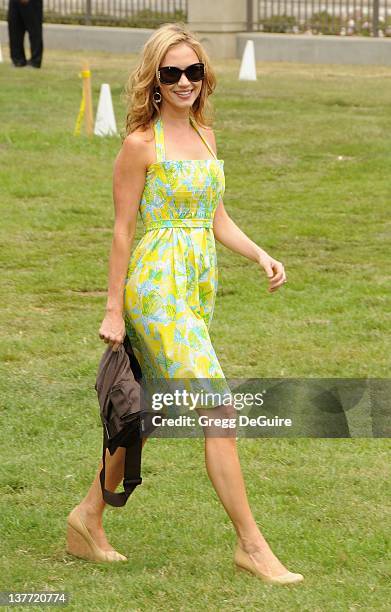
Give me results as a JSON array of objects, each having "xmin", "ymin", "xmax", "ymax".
[{"xmin": 196, "ymin": 402, "xmax": 238, "ymax": 438}]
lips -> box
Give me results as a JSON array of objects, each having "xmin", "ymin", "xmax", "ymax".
[{"xmin": 174, "ymin": 90, "xmax": 193, "ymax": 98}]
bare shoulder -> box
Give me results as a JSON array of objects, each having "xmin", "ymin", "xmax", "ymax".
[
  {"xmin": 123, "ymin": 124, "xmax": 154, "ymax": 147},
  {"xmin": 198, "ymin": 124, "xmax": 217, "ymax": 156},
  {"xmin": 119, "ymin": 124, "xmax": 155, "ymax": 170}
]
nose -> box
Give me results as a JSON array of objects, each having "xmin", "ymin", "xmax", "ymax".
[{"xmin": 177, "ymin": 72, "xmax": 191, "ymax": 87}]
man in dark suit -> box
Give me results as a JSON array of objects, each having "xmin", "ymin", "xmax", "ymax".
[{"xmin": 7, "ymin": 0, "xmax": 43, "ymax": 68}]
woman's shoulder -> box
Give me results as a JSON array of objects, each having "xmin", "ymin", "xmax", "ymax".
[
  {"xmin": 197, "ymin": 123, "xmax": 217, "ymax": 156},
  {"xmin": 121, "ymin": 123, "xmax": 155, "ymax": 167},
  {"xmin": 202, "ymin": 127, "xmax": 217, "ymax": 157},
  {"xmin": 123, "ymin": 123, "xmax": 154, "ymax": 148}
]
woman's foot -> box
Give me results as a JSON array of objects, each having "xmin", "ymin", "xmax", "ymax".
[
  {"xmin": 237, "ymin": 534, "xmax": 291, "ymax": 578},
  {"xmin": 66, "ymin": 503, "xmax": 127, "ymax": 562},
  {"xmin": 70, "ymin": 504, "xmax": 117, "ymax": 553}
]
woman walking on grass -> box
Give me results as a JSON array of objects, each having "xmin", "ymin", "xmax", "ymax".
[{"xmin": 66, "ymin": 22, "xmax": 303, "ymax": 586}]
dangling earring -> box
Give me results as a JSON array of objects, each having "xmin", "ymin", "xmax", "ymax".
[{"xmin": 153, "ymin": 88, "xmax": 162, "ymax": 104}]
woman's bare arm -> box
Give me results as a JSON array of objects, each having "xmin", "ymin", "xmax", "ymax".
[
  {"xmin": 212, "ymin": 198, "xmax": 268, "ymax": 264},
  {"xmin": 99, "ymin": 133, "xmax": 149, "ymax": 349}
]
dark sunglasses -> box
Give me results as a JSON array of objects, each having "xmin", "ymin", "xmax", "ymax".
[{"xmin": 158, "ymin": 62, "xmax": 205, "ymax": 85}]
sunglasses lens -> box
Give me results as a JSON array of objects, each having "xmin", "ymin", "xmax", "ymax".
[
  {"xmin": 159, "ymin": 67, "xmax": 181, "ymax": 84},
  {"xmin": 186, "ymin": 64, "xmax": 204, "ymax": 82}
]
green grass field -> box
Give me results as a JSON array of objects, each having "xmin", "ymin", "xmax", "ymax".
[{"xmin": 0, "ymin": 48, "xmax": 390, "ymax": 611}]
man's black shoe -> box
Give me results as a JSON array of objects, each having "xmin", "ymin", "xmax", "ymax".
[
  {"xmin": 27, "ymin": 60, "xmax": 41, "ymax": 69},
  {"xmin": 12, "ymin": 61, "xmax": 27, "ymax": 67}
]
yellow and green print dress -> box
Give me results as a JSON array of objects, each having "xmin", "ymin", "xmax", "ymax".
[{"xmin": 123, "ymin": 115, "xmax": 231, "ymax": 407}]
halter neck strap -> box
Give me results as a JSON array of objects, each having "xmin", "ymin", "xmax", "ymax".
[
  {"xmin": 153, "ymin": 116, "xmax": 166, "ymax": 163},
  {"xmin": 189, "ymin": 116, "xmax": 218, "ymax": 160}
]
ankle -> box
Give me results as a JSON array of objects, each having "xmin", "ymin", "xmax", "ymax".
[
  {"xmin": 77, "ymin": 501, "xmax": 105, "ymax": 519},
  {"xmin": 237, "ymin": 530, "xmax": 268, "ymax": 553}
]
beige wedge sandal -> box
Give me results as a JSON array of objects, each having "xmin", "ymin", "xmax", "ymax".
[
  {"xmin": 66, "ymin": 507, "xmax": 127, "ymax": 563},
  {"xmin": 234, "ymin": 542, "xmax": 304, "ymax": 586}
]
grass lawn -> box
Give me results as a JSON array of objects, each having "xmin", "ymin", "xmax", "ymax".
[{"xmin": 0, "ymin": 48, "xmax": 390, "ymax": 610}]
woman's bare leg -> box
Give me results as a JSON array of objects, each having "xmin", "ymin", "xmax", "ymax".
[
  {"xmin": 71, "ymin": 437, "xmax": 148, "ymax": 552},
  {"xmin": 197, "ymin": 407, "xmax": 292, "ymax": 577}
]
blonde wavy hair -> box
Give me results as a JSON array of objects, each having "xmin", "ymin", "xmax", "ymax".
[{"xmin": 122, "ymin": 22, "xmax": 217, "ymax": 140}]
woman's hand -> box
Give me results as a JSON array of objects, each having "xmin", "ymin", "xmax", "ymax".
[
  {"xmin": 258, "ymin": 252, "xmax": 287, "ymax": 293},
  {"xmin": 98, "ymin": 311, "xmax": 126, "ymax": 352}
]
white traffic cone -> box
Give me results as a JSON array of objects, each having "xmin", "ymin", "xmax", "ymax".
[
  {"xmin": 239, "ymin": 40, "xmax": 257, "ymax": 81},
  {"xmin": 94, "ymin": 83, "xmax": 117, "ymax": 137}
]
